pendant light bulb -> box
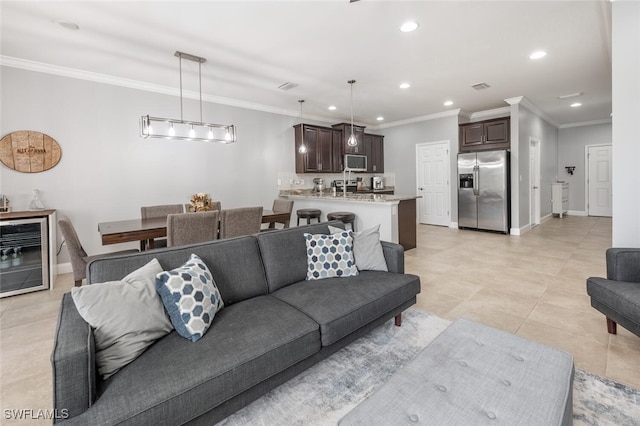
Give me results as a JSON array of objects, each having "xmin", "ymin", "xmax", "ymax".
[
  {"xmin": 168, "ymin": 123, "xmax": 175, "ymax": 136},
  {"xmin": 298, "ymin": 99, "xmax": 307, "ymax": 154},
  {"xmin": 189, "ymin": 125, "xmax": 196, "ymax": 138},
  {"xmin": 347, "ymin": 80, "xmax": 357, "ymax": 147}
]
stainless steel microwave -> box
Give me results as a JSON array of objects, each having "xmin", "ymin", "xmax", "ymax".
[{"xmin": 344, "ymin": 154, "xmax": 367, "ymax": 171}]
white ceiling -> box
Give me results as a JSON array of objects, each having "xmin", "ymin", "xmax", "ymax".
[{"xmin": 0, "ymin": 1, "xmax": 612, "ymax": 128}]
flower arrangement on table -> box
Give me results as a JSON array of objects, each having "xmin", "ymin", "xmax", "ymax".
[{"xmin": 189, "ymin": 192, "xmax": 213, "ymax": 212}]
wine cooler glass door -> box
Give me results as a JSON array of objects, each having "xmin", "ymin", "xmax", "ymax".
[{"xmin": 0, "ymin": 217, "xmax": 49, "ymax": 297}]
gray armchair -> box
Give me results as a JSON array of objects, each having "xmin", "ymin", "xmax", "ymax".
[
  {"xmin": 166, "ymin": 211, "xmax": 220, "ymax": 247},
  {"xmin": 58, "ymin": 215, "xmax": 138, "ymax": 286},
  {"xmin": 587, "ymin": 248, "xmax": 640, "ymax": 338}
]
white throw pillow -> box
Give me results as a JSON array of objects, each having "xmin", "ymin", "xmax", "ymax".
[
  {"xmin": 71, "ymin": 258, "xmax": 174, "ymax": 379},
  {"xmin": 329, "ymin": 225, "xmax": 388, "ymax": 272}
]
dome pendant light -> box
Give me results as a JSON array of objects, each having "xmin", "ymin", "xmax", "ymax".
[
  {"xmin": 298, "ymin": 100, "xmax": 308, "ymax": 154},
  {"xmin": 347, "ymin": 80, "xmax": 358, "ymax": 147}
]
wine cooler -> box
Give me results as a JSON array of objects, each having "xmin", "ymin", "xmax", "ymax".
[{"xmin": 0, "ymin": 216, "xmax": 50, "ymax": 297}]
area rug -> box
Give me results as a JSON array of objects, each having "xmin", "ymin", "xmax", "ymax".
[{"xmin": 217, "ymin": 309, "xmax": 640, "ymax": 426}]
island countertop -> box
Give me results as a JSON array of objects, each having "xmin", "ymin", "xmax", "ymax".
[
  {"xmin": 279, "ymin": 190, "xmax": 420, "ymax": 204},
  {"xmin": 279, "ymin": 190, "xmax": 419, "ymax": 250}
]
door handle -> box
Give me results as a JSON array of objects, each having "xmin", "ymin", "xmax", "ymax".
[
  {"xmin": 418, "ymin": 187, "xmax": 424, "ymax": 191},
  {"xmin": 473, "ymin": 166, "xmax": 479, "ymax": 196}
]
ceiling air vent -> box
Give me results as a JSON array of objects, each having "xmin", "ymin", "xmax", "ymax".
[
  {"xmin": 471, "ymin": 82, "xmax": 491, "ymax": 90},
  {"xmin": 278, "ymin": 82, "xmax": 298, "ymax": 91}
]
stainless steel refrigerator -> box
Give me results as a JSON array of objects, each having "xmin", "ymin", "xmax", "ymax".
[{"xmin": 458, "ymin": 150, "xmax": 510, "ymax": 233}]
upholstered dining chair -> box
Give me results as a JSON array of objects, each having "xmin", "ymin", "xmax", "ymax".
[
  {"xmin": 166, "ymin": 210, "xmax": 220, "ymax": 247},
  {"xmin": 219, "ymin": 207, "xmax": 264, "ymax": 239},
  {"xmin": 58, "ymin": 215, "xmax": 138, "ymax": 286},
  {"xmin": 141, "ymin": 204, "xmax": 184, "ymax": 249},
  {"xmin": 268, "ymin": 199, "xmax": 294, "ymax": 229}
]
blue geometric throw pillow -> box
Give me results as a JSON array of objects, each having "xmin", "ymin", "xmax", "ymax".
[
  {"xmin": 155, "ymin": 254, "xmax": 224, "ymax": 342},
  {"xmin": 304, "ymin": 231, "xmax": 358, "ymax": 280}
]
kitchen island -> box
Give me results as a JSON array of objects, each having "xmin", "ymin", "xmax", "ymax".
[{"xmin": 280, "ymin": 190, "xmax": 419, "ymax": 250}]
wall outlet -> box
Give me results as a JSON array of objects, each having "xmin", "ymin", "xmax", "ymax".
[{"xmin": 277, "ymin": 179, "xmax": 282, "ymax": 186}]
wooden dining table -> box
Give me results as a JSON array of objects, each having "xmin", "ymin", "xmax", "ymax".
[{"xmin": 98, "ymin": 210, "xmax": 292, "ymax": 250}]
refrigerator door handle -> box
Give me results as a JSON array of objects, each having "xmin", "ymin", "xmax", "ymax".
[{"xmin": 473, "ymin": 165, "xmax": 479, "ymax": 196}]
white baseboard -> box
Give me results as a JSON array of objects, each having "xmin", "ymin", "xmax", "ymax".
[
  {"xmin": 540, "ymin": 213, "xmax": 553, "ymax": 223},
  {"xmin": 568, "ymin": 210, "xmax": 587, "ymax": 216},
  {"xmin": 449, "ymin": 222, "xmax": 458, "ymax": 229}
]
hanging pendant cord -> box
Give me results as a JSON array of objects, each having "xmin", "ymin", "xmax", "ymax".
[
  {"xmin": 199, "ymin": 61, "xmax": 203, "ymax": 122},
  {"xmin": 179, "ymin": 55, "xmax": 184, "ymax": 121}
]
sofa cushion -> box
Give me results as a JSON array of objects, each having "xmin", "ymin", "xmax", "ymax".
[
  {"xmin": 272, "ymin": 270, "xmax": 420, "ymax": 346},
  {"xmin": 304, "ymin": 231, "xmax": 358, "ymax": 280},
  {"xmin": 155, "ymin": 254, "xmax": 224, "ymax": 342},
  {"xmin": 256, "ymin": 221, "xmax": 342, "ymax": 292},
  {"xmin": 87, "ymin": 236, "xmax": 269, "ymax": 306},
  {"xmin": 72, "ymin": 296, "xmax": 320, "ymax": 425},
  {"xmin": 71, "ymin": 258, "xmax": 173, "ymax": 379},
  {"xmin": 329, "ymin": 224, "xmax": 388, "ymax": 272},
  {"xmin": 587, "ymin": 277, "xmax": 640, "ymax": 333}
]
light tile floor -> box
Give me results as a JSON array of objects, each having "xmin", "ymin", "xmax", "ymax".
[
  {"xmin": 409, "ymin": 215, "xmax": 640, "ymax": 389},
  {"xmin": 0, "ymin": 215, "xmax": 638, "ymax": 424}
]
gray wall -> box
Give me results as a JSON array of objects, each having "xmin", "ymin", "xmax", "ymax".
[
  {"xmin": 1, "ymin": 67, "xmax": 298, "ymax": 262},
  {"xmin": 558, "ymin": 123, "xmax": 612, "ymax": 213},
  {"xmin": 379, "ymin": 114, "xmax": 460, "ymax": 222},
  {"xmin": 511, "ymin": 104, "xmax": 559, "ymax": 231},
  {"xmin": 612, "ymin": 1, "xmax": 640, "ymax": 247}
]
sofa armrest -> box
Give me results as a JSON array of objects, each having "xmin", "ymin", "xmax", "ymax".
[
  {"xmin": 51, "ymin": 293, "xmax": 97, "ymax": 423},
  {"xmin": 381, "ymin": 241, "xmax": 404, "ymax": 274},
  {"xmin": 606, "ymin": 248, "xmax": 640, "ymax": 282}
]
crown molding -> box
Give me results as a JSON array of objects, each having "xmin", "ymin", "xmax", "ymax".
[
  {"xmin": 370, "ymin": 109, "xmax": 461, "ymax": 130},
  {"xmin": 468, "ymin": 106, "xmax": 511, "ymax": 122},
  {"xmin": 559, "ymin": 118, "xmax": 612, "ymax": 129},
  {"xmin": 504, "ymin": 95, "xmax": 559, "ymax": 127},
  {"xmin": 0, "ymin": 55, "xmax": 339, "ymax": 124}
]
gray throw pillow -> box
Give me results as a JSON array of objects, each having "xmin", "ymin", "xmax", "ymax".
[
  {"xmin": 329, "ymin": 225, "xmax": 388, "ymax": 272},
  {"xmin": 71, "ymin": 258, "xmax": 173, "ymax": 379}
]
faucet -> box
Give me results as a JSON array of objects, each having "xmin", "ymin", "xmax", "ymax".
[{"xmin": 343, "ymin": 168, "xmax": 352, "ymax": 197}]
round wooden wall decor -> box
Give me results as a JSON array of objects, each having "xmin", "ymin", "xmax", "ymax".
[{"xmin": 0, "ymin": 131, "xmax": 62, "ymax": 173}]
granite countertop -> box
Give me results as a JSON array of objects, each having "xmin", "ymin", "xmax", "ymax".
[{"xmin": 279, "ymin": 189, "xmax": 420, "ymax": 203}]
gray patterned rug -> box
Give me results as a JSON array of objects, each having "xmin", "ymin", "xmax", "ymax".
[{"xmin": 218, "ymin": 309, "xmax": 640, "ymax": 426}]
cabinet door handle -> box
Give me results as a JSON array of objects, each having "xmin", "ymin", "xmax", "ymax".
[
  {"xmin": 373, "ymin": 165, "xmax": 376, "ymax": 171},
  {"xmin": 318, "ymin": 163, "xmax": 322, "ymax": 169}
]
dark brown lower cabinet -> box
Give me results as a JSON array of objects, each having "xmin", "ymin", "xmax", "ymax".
[{"xmin": 398, "ymin": 199, "xmax": 416, "ymax": 250}]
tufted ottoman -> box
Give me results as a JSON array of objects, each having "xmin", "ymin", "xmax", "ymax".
[{"xmin": 340, "ymin": 318, "xmax": 574, "ymax": 426}]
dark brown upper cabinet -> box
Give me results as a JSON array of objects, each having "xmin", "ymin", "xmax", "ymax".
[
  {"xmin": 459, "ymin": 117, "xmax": 510, "ymax": 152},
  {"xmin": 294, "ymin": 124, "xmax": 333, "ymax": 173},
  {"xmin": 364, "ymin": 133, "xmax": 384, "ymax": 173},
  {"xmin": 331, "ymin": 123, "xmax": 366, "ymax": 155}
]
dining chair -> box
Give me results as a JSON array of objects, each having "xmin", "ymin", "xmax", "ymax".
[
  {"xmin": 268, "ymin": 199, "xmax": 294, "ymax": 229},
  {"xmin": 184, "ymin": 201, "xmax": 222, "ymax": 213},
  {"xmin": 58, "ymin": 215, "xmax": 138, "ymax": 286},
  {"xmin": 166, "ymin": 211, "xmax": 220, "ymax": 247},
  {"xmin": 141, "ymin": 204, "xmax": 184, "ymax": 249},
  {"xmin": 219, "ymin": 207, "xmax": 264, "ymax": 239}
]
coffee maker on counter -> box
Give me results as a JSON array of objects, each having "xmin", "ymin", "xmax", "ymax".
[{"xmin": 371, "ymin": 176, "xmax": 385, "ymax": 190}]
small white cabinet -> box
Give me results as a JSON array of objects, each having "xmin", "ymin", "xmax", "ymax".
[{"xmin": 551, "ymin": 182, "xmax": 569, "ymax": 218}]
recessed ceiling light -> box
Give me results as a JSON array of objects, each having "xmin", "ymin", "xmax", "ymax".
[
  {"xmin": 399, "ymin": 83, "xmax": 410, "ymax": 89},
  {"xmin": 400, "ymin": 21, "xmax": 419, "ymax": 32},
  {"xmin": 57, "ymin": 21, "xmax": 79, "ymax": 30},
  {"xmin": 570, "ymin": 102, "xmax": 582, "ymax": 108},
  {"xmin": 328, "ymin": 105, "xmax": 336, "ymax": 111},
  {"xmin": 376, "ymin": 116, "xmax": 384, "ymax": 121},
  {"xmin": 444, "ymin": 100, "xmax": 454, "ymax": 106},
  {"xmin": 529, "ymin": 50, "xmax": 547, "ymax": 60}
]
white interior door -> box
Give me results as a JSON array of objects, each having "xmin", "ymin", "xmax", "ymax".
[
  {"xmin": 529, "ymin": 139, "xmax": 541, "ymax": 228},
  {"xmin": 588, "ymin": 145, "xmax": 612, "ymax": 217},
  {"xmin": 416, "ymin": 141, "xmax": 450, "ymax": 226}
]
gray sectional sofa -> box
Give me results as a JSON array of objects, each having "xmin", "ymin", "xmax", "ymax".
[{"xmin": 51, "ymin": 221, "xmax": 420, "ymax": 425}]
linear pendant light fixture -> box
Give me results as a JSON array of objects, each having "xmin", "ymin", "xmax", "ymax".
[
  {"xmin": 347, "ymin": 80, "xmax": 357, "ymax": 147},
  {"xmin": 297, "ymin": 100, "xmax": 307, "ymax": 154},
  {"xmin": 140, "ymin": 51, "xmax": 237, "ymax": 143}
]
